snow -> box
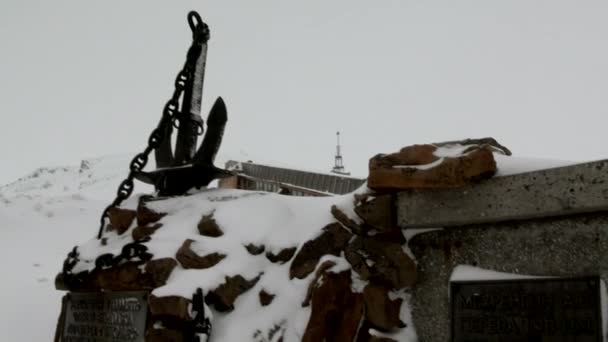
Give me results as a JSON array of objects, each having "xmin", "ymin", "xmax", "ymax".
[
  {"xmin": 389, "ymin": 141, "xmax": 579, "ymax": 176},
  {"xmin": 72, "ymin": 186, "xmax": 386, "ymax": 341},
  {"xmin": 450, "ymin": 265, "xmax": 544, "ymax": 282},
  {"xmin": 0, "ymin": 156, "xmax": 414, "ymax": 341},
  {"xmin": 494, "ymin": 154, "xmax": 578, "ymax": 176},
  {"xmin": 0, "ymin": 155, "xmax": 148, "ymax": 341},
  {"xmin": 433, "ymin": 144, "xmax": 475, "ymax": 158},
  {"xmin": 393, "ymin": 158, "xmax": 444, "ymax": 170},
  {"xmin": 403, "ymin": 228, "xmax": 443, "ymax": 241}
]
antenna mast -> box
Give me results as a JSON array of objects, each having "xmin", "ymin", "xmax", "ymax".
[{"xmin": 331, "ymin": 131, "xmax": 350, "ymax": 175}]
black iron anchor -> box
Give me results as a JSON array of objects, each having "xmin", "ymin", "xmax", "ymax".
[{"xmin": 134, "ymin": 11, "xmax": 232, "ymax": 196}]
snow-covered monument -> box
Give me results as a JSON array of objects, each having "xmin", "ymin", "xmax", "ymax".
[{"xmin": 52, "ymin": 11, "xmax": 606, "ymax": 342}]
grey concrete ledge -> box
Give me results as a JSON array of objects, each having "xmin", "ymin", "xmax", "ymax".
[{"xmin": 397, "ymin": 159, "xmax": 608, "ymax": 228}]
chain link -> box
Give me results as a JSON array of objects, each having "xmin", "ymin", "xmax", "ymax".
[
  {"xmin": 96, "ymin": 17, "xmax": 208, "ymax": 239},
  {"xmin": 60, "ymin": 11, "xmax": 209, "ymax": 291}
]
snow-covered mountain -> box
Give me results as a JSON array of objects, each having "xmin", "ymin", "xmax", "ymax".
[
  {"xmin": 0, "ymin": 155, "xmax": 154, "ymax": 202},
  {"xmin": 0, "ymin": 155, "xmax": 154, "ymax": 341}
]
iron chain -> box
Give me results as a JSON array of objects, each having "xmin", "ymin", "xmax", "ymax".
[{"xmin": 96, "ymin": 12, "xmax": 209, "ymax": 239}]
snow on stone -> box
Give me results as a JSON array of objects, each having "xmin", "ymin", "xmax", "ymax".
[
  {"xmin": 393, "ymin": 158, "xmax": 444, "ymax": 170},
  {"xmin": 494, "ymin": 154, "xmax": 578, "ymax": 176},
  {"xmin": 30, "ymin": 153, "xmax": 415, "ymax": 342},
  {"xmin": 6, "ymin": 148, "xmax": 588, "ymax": 341},
  {"xmin": 450, "ymin": 265, "xmax": 546, "ymax": 282},
  {"xmin": 389, "ymin": 141, "xmax": 579, "ymax": 176},
  {"xmin": 70, "ymin": 186, "xmax": 416, "ymax": 341}
]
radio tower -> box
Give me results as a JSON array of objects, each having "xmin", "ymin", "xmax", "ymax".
[{"xmin": 331, "ymin": 131, "xmax": 350, "ymax": 175}]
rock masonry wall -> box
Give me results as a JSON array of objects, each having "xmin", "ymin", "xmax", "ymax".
[{"xmin": 56, "ymin": 190, "xmax": 417, "ymax": 341}]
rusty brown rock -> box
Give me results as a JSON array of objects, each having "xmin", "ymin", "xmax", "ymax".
[
  {"xmin": 72, "ymin": 261, "xmax": 156, "ymax": 291},
  {"xmin": 363, "ymin": 284, "xmax": 405, "ymax": 331},
  {"xmin": 197, "ymin": 212, "xmax": 224, "ymax": 237},
  {"xmin": 137, "ymin": 199, "xmax": 166, "ymax": 226},
  {"xmin": 176, "ymin": 239, "xmax": 225, "ymax": 270},
  {"xmin": 368, "ymin": 143, "xmax": 497, "ymax": 191},
  {"xmin": 146, "ymin": 328, "xmax": 188, "ymax": 342},
  {"xmin": 148, "ymin": 295, "xmax": 191, "ymax": 321},
  {"xmin": 331, "ymin": 205, "xmax": 366, "ymax": 235},
  {"xmin": 354, "ymin": 194, "xmax": 395, "ymax": 232},
  {"xmin": 132, "ymin": 223, "xmax": 162, "ymax": 241},
  {"xmin": 245, "ymin": 243, "xmax": 266, "ymax": 255},
  {"xmin": 265, "ymin": 247, "xmax": 297, "ymax": 264},
  {"xmin": 345, "ymin": 236, "xmax": 416, "ymax": 289},
  {"xmin": 259, "ymin": 289, "xmax": 275, "ymax": 306},
  {"xmin": 398, "ymin": 144, "xmax": 439, "ymax": 165},
  {"xmin": 205, "ymin": 274, "xmax": 261, "ymax": 312},
  {"xmin": 105, "ymin": 207, "xmax": 136, "ymax": 235},
  {"xmin": 344, "ymin": 242, "xmax": 372, "ymax": 281},
  {"xmin": 145, "ymin": 258, "xmax": 178, "ymax": 287},
  {"xmin": 302, "ymin": 260, "xmax": 337, "ymax": 307},
  {"xmin": 302, "ymin": 270, "xmax": 364, "ymax": 342},
  {"xmin": 290, "ymin": 223, "xmax": 352, "ymax": 279}
]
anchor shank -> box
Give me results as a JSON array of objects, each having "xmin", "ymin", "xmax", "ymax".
[{"xmin": 173, "ymin": 39, "xmax": 208, "ymax": 164}]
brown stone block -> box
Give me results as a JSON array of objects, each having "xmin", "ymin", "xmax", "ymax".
[
  {"xmin": 331, "ymin": 205, "xmax": 366, "ymax": 235},
  {"xmin": 259, "ymin": 289, "xmax": 275, "ymax": 306},
  {"xmin": 245, "ymin": 243, "xmax": 266, "ymax": 255},
  {"xmin": 290, "ymin": 223, "xmax": 352, "ymax": 279},
  {"xmin": 346, "ymin": 236, "xmax": 416, "ymax": 289},
  {"xmin": 302, "ymin": 270, "xmax": 364, "ymax": 342},
  {"xmin": 354, "ymin": 194, "xmax": 395, "ymax": 231},
  {"xmin": 197, "ymin": 212, "xmax": 224, "ymax": 237},
  {"xmin": 368, "ymin": 144, "xmax": 497, "ymax": 191},
  {"xmin": 137, "ymin": 200, "xmax": 166, "ymax": 226},
  {"xmin": 363, "ymin": 284, "xmax": 405, "ymax": 331},
  {"xmin": 74, "ymin": 262, "xmax": 154, "ymax": 291},
  {"xmin": 144, "ymin": 258, "xmax": 178, "ymax": 287},
  {"xmin": 148, "ymin": 295, "xmax": 192, "ymax": 321},
  {"xmin": 265, "ymin": 247, "xmax": 297, "ymax": 264},
  {"xmin": 205, "ymin": 274, "xmax": 261, "ymax": 312},
  {"xmin": 146, "ymin": 327, "xmax": 188, "ymax": 342},
  {"xmin": 176, "ymin": 239, "xmax": 226, "ymax": 270},
  {"xmin": 302, "ymin": 260, "xmax": 337, "ymax": 307},
  {"xmin": 105, "ymin": 207, "xmax": 136, "ymax": 235},
  {"xmin": 132, "ymin": 223, "xmax": 162, "ymax": 241}
]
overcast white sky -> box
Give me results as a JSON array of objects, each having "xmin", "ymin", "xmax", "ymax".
[{"xmin": 1, "ymin": 0, "xmax": 608, "ymax": 184}]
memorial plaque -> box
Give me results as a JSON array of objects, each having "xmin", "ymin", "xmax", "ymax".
[
  {"xmin": 60, "ymin": 291, "xmax": 148, "ymax": 342},
  {"xmin": 450, "ymin": 277, "xmax": 602, "ymax": 341}
]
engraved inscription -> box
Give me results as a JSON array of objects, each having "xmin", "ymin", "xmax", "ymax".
[
  {"xmin": 62, "ymin": 292, "xmax": 147, "ymax": 342},
  {"xmin": 451, "ymin": 277, "xmax": 601, "ymax": 341}
]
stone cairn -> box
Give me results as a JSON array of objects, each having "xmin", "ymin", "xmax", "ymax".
[
  {"xmin": 56, "ymin": 137, "xmax": 507, "ymax": 341},
  {"xmin": 57, "ymin": 197, "xmax": 417, "ymax": 341}
]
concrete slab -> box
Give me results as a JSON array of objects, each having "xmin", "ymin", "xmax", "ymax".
[{"xmin": 398, "ymin": 159, "xmax": 608, "ymax": 228}]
